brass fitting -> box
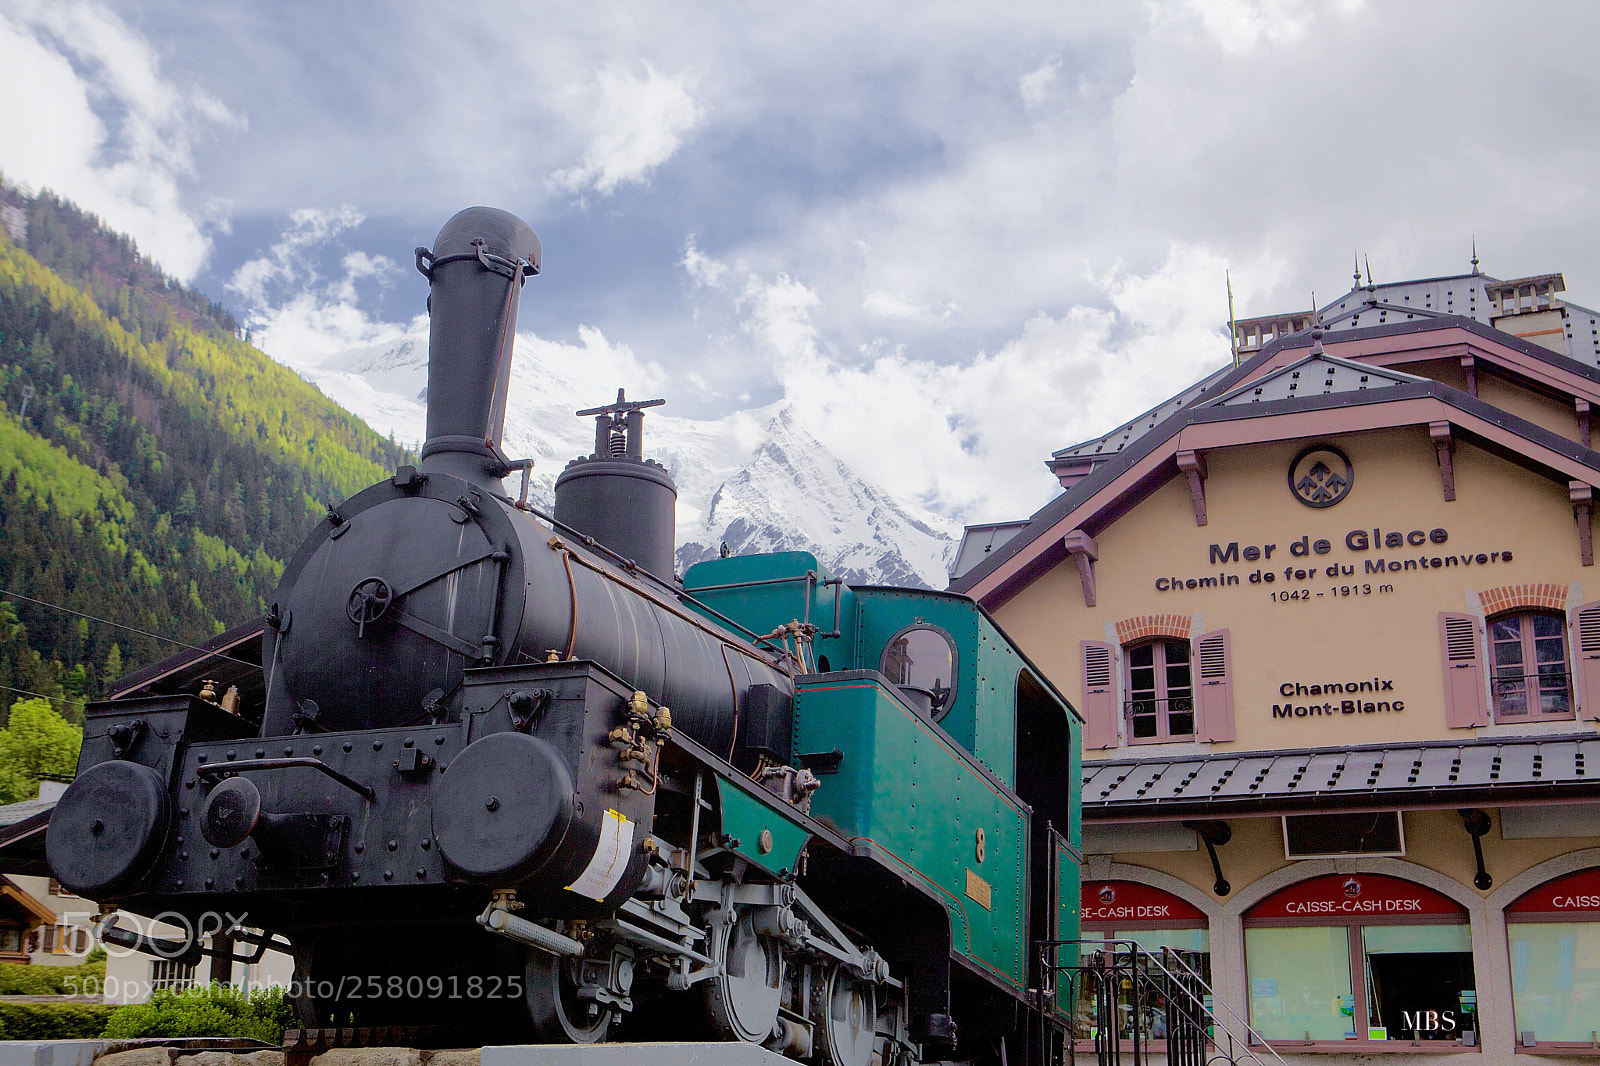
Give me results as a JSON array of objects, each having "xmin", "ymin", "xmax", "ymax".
[{"xmin": 627, "ymin": 690, "xmax": 651, "ymax": 723}]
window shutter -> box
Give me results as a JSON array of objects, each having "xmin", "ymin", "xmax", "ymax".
[
  {"xmin": 1569, "ymin": 600, "xmax": 1600, "ymax": 721},
  {"xmin": 1194, "ymin": 629, "xmax": 1234, "ymax": 742},
  {"xmin": 1438, "ymin": 612, "xmax": 1489, "ymax": 727},
  {"xmin": 1079, "ymin": 641, "xmax": 1119, "ymax": 749}
]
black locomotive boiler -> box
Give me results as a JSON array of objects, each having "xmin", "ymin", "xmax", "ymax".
[{"xmin": 45, "ymin": 208, "xmax": 1085, "ymax": 1066}]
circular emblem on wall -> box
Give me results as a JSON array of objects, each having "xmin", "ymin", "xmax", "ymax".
[{"xmin": 1288, "ymin": 444, "xmax": 1354, "ymax": 508}]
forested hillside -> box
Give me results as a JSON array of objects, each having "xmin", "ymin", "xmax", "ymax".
[{"xmin": 0, "ymin": 181, "xmax": 412, "ymax": 721}]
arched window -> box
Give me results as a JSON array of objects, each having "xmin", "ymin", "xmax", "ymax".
[
  {"xmin": 1488, "ymin": 611, "xmax": 1573, "ymax": 722},
  {"xmin": 1076, "ymin": 881, "xmax": 1210, "ymax": 1043},
  {"xmin": 1125, "ymin": 640, "xmax": 1194, "ymax": 742},
  {"xmin": 1244, "ymin": 874, "xmax": 1475, "ymax": 1046},
  {"xmin": 880, "ymin": 624, "xmax": 957, "ymax": 721},
  {"xmin": 1505, "ymin": 867, "xmax": 1600, "ymax": 1049}
]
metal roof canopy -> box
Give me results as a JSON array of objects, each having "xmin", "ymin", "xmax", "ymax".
[{"xmin": 1082, "ymin": 733, "xmax": 1600, "ymax": 822}]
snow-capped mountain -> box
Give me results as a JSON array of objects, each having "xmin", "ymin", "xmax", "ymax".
[{"xmin": 288, "ymin": 332, "xmax": 960, "ymax": 588}]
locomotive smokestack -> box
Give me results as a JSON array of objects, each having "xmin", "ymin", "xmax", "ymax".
[{"xmin": 415, "ymin": 207, "xmax": 542, "ymax": 488}]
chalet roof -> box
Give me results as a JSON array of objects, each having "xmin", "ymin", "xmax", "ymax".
[
  {"xmin": 1205, "ymin": 351, "xmax": 1425, "ymax": 407},
  {"xmin": 0, "ymin": 796, "xmax": 55, "ymax": 829},
  {"xmin": 951, "ymin": 319, "xmax": 1600, "ymax": 604},
  {"xmin": 1051, "ymin": 365, "xmax": 1235, "ymax": 462},
  {"xmin": 1081, "ymin": 734, "xmax": 1600, "ymax": 820},
  {"xmin": 1049, "ymin": 308, "xmax": 1600, "ymax": 473},
  {"xmin": 0, "ymin": 875, "xmax": 54, "ymax": 926}
]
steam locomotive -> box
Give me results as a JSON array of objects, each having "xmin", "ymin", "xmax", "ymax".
[{"xmin": 44, "ymin": 208, "xmax": 1083, "ymax": 1066}]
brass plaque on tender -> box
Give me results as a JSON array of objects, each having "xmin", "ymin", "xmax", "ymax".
[{"xmin": 965, "ymin": 868, "xmax": 992, "ymax": 910}]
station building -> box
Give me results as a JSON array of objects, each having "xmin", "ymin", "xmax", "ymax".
[{"xmin": 950, "ymin": 265, "xmax": 1600, "ymax": 1060}]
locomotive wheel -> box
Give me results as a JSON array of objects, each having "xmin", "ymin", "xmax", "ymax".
[
  {"xmin": 704, "ymin": 911, "xmax": 783, "ymax": 1043},
  {"xmin": 815, "ymin": 966, "xmax": 877, "ymax": 1066},
  {"xmin": 527, "ymin": 952, "xmax": 612, "ymax": 1043}
]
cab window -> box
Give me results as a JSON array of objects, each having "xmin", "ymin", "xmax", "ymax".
[{"xmin": 881, "ymin": 625, "xmax": 957, "ymax": 720}]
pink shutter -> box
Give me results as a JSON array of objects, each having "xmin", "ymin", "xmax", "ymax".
[
  {"xmin": 1439, "ymin": 612, "xmax": 1489, "ymax": 727},
  {"xmin": 1569, "ymin": 600, "xmax": 1600, "ymax": 721},
  {"xmin": 1194, "ymin": 629, "xmax": 1234, "ymax": 742},
  {"xmin": 1079, "ymin": 641, "xmax": 1119, "ymax": 749}
]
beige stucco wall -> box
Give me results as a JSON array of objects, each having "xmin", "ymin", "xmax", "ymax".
[
  {"xmin": 1476, "ymin": 375, "xmax": 1583, "ymax": 442},
  {"xmin": 996, "ymin": 424, "xmax": 1600, "ymax": 755}
]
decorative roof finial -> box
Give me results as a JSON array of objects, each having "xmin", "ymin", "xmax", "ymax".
[
  {"xmin": 1470, "ymin": 236, "xmax": 1480, "ymax": 275},
  {"xmin": 1354, "ymin": 253, "xmax": 1362, "ymax": 290},
  {"xmin": 1364, "ymin": 254, "xmax": 1373, "ymax": 288}
]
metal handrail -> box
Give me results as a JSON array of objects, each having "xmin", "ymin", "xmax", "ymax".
[
  {"xmin": 1037, "ymin": 939, "xmax": 1292, "ymax": 1066},
  {"xmin": 1490, "ymin": 669, "xmax": 1570, "ymax": 691},
  {"xmin": 1145, "ymin": 946, "xmax": 1290, "ymax": 1066},
  {"xmin": 1123, "ymin": 696, "xmax": 1194, "ymax": 712}
]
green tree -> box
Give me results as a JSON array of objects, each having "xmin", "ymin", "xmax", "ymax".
[{"xmin": 0, "ymin": 699, "xmax": 82, "ymax": 803}]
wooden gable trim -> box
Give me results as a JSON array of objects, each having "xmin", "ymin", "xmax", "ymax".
[
  {"xmin": 1573, "ymin": 482, "xmax": 1594, "ymax": 567},
  {"xmin": 1063, "ymin": 530, "xmax": 1099, "ymax": 607},
  {"xmin": 0, "ymin": 878, "xmax": 56, "ymax": 927},
  {"xmin": 1430, "ymin": 421, "xmax": 1457, "ymax": 501},
  {"xmin": 1176, "ymin": 449, "xmax": 1208, "ymax": 526}
]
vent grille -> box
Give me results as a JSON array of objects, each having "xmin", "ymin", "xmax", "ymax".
[
  {"xmin": 1197, "ymin": 634, "xmax": 1227, "ymax": 679},
  {"xmin": 1444, "ymin": 616, "xmax": 1478, "ymax": 662},
  {"xmin": 1084, "ymin": 645, "xmax": 1112, "ymax": 689},
  {"xmin": 1579, "ymin": 607, "xmax": 1600, "ymax": 655}
]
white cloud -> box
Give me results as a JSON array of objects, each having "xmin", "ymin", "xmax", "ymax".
[
  {"xmin": 862, "ymin": 290, "xmax": 957, "ymax": 325},
  {"xmin": 551, "ymin": 63, "xmax": 705, "ymax": 197},
  {"xmin": 226, "ymin": 206, "xmax": 362, "ymax": 307},
  {"xmin": 226, "ymin": 208, "xmax": 410, "ymax": 369},
  {"xmin": 1153, "ymin": 0, "xmax": 1363, "ymax": 53},
  {"xmin": 682, "ymin": 238, "xmax": 728, "ymax": 288},
  {"xmin": 731, "ymin": 243, "xmax": 1239, "ymax": 523},
  {"xmin": 1019, "ymin": 57, "xmax": 1061, "ymax": 112},
  {"xmin": 0, "ymin": 0, "xmax": 240, "ymax": 280}
]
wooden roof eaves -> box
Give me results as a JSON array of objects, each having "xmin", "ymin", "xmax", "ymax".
[
  {"xmin": 0, "ymin": 876, "xmax": 56, "ymax": 926},
  {"xmin": 964, "ymin": 381, "xmax": 1600, "ymax": 608},
  {"xmin": 107, "ymin": 618, "xmax": 264, "ymax": 700}
]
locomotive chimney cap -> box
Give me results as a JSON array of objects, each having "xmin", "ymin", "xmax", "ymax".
[{"xmin": 428, "ymin": 206, "xmax": 542, "ymax": 276}]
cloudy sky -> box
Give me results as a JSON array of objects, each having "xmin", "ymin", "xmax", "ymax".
[{"xmin": 4, "ymin": 0, "xmax": 1600, "ymax": 525}]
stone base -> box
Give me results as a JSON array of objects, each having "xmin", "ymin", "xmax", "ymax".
[{"xmin": 483, "ymin": 1045, "xmax": 789, "ymax": 1066}]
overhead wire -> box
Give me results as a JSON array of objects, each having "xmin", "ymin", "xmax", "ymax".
[
  {"xmin": 0, "ymin": 587, "xmax": 259, "ymax": 672},
  {"xmin": 0, "ymin": 683, "xmax": 87, "ymax": 709}
]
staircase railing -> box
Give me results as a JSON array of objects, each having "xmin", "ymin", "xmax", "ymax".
[{"xmin": 1034, "ymin": 939, "xmax": 1293, "ymax": 1066}]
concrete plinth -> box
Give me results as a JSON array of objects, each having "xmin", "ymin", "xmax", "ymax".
[{"xmin": 483, "ymin": 1044, "xmax": 790, "ymax": 1066}]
